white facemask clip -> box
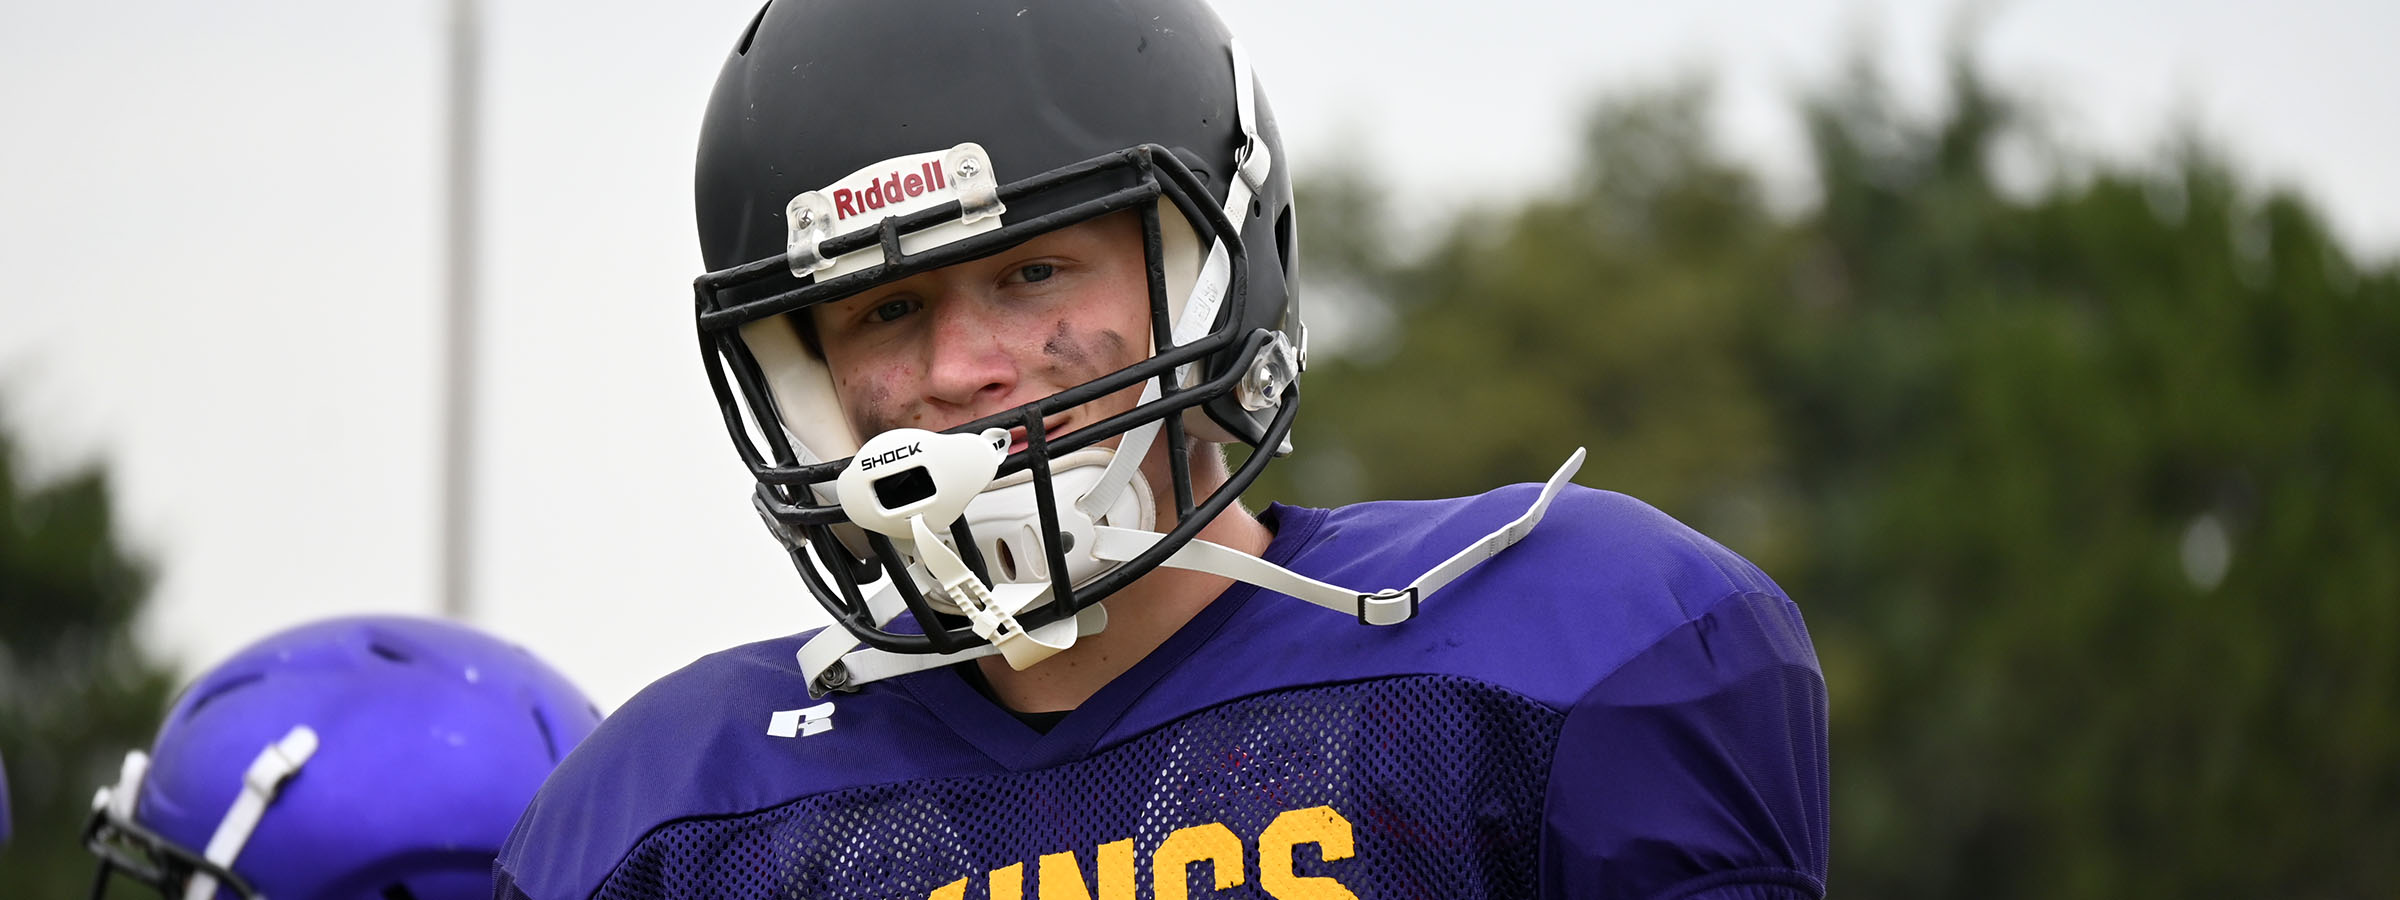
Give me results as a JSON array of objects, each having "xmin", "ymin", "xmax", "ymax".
[
  {"xmin": 183, "ymin": 725, "xmax": 319, "ymax": 900},
  {"xmin": 91, "ymin": 748, "xmax": 152, "ymax": 825}
]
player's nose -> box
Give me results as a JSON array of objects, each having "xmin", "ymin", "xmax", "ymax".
[{"xmin": 919, "ymin": 289, "xmax": 1018, "ymax": 414}]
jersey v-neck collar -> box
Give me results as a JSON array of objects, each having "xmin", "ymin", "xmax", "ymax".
[{"xmin": 895, "ymin": 504, "xmax": 1329, "ymax": 771}]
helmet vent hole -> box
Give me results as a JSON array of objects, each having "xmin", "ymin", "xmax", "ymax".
[
  {"xmin": 382, "ymin": 883, "xmax": 421, "ymax": 900},
  {"xmin": 996, "ymin": 541, "xmax": 1019, "ymax": 581},
  {"xmin": 532, "ymin": 706, "xmax": 564, "ymax": 762},
  {"xmin": 186, "ymin": 672, "xmax": 266, "ymax": 717},
  {"xmin": 369, "ymin": 642, "xmax": 413, "ymax": 664},
  {"xmin": 734, "ymin": 1, "xmax": 770, "ymax": 56}
]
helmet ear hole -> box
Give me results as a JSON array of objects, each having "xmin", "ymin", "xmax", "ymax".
[{"xmin": 1274, "ymin": 204, "xmax": 1297, "ymax": 284}]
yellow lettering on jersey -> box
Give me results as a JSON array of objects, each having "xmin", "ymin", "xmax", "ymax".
[
  {"xmin": 1038, "ymin": 839, "xmax": 1136, "ymax": 900},
  {"xmin": 989, "ymin": 862, "xmax": 1026, "ymax": 900},
  {"xmin": 924, "ymin": 806, "xmax": 1360, "ymax": 900},
  {"xmin": 1153, "ymin": 822, "xmax": 1246, "ymax": 900},
  {"xmin": 1258, "ymin": 806, "xmax": 1361, "ymax": 900}
]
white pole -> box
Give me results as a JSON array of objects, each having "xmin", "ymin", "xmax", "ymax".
[{"xmin": 438, "ymin": 0, "xmax": 482, "ymax": 621}]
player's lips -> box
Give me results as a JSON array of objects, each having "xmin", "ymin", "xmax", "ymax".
[{"xmin": 1006, "ymin": 415, "xmax": 1072, "ymax": 455}]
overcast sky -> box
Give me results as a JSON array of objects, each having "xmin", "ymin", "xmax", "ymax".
[{"xmin": 4, "ymin": 0, "xmax": 2393, "ymax": 709}]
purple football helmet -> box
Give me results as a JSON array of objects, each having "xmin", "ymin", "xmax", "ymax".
[{"xmin": 83, "ymin": 615, "xmax": 602, "ymax": 899}]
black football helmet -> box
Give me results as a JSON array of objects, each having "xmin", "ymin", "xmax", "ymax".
[{"xmin": 693, "ymin": 0, "xmax": 1304, "ymax": 684}]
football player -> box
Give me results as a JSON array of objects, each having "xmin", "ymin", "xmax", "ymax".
[
  {"xmin": 500, "ymin": 1, "xmax": 1828, "ymax": 897},
  {"xmin": 84, "ymin": 615, "xmax": 600, "ymax": 899}
]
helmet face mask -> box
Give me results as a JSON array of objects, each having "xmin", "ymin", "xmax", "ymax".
[
  {"xmin": 85, "ymin": 803, "xmax": 262, "ymax": 900},
  {"xmin": 694, "ymin": 0, "xmax": 1302, "ymax": 663}
]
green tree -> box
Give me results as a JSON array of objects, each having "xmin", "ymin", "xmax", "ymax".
[
  {"xmin": 1258, "ymin": 81, "xmax": 1794, "ymax": 562},
  {"xmin": 1271, "ymin": 51, "xmax": 2400, "ymax": 899},
  {"xmin": 1780, "ymin": 59, "xmax": 2400, "ymax": 899},
  {"xmin": 0, "ymin": 410, "xmax": 179, "ymax": 895}
]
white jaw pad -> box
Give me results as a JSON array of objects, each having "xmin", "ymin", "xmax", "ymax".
[
  {"xmin": 943, "ymin": 447, "xmax": 1156, "ymax": 594},
  {"xmin": 1156, "ymin": 198, "xmax": 1247, "ymax": 446},
  {"xmin": 832, "ymin": 428, "xmax": 1156, "ymax": 616},
  {"xmin": 804, "ymin": 427, "xmax": 1165, "ymax": 681},
  {"xmin": 738, "ymin": 314, "xmax": 857, "ymax": 465}
]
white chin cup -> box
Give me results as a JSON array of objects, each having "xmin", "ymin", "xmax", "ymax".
[{"xmin": 905, "ymin": 447, "xmax": 1155, "ymax": 615}]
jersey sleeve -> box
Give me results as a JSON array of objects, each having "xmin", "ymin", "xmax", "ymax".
[{"xmin": 1539, "ymin": 589, "xmax": 1830, "ymax": 900}]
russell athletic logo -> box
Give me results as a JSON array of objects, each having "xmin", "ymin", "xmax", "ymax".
[
  {"xmin": 832, "ymin": 161, "xmax": 949, "ymax": 221},
  {"xmin": 768, "ymin": 702, "xmax": 836, "ymax": 738}
]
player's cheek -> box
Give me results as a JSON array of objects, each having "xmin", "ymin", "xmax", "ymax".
[{"xmin": 834, "ymin": 363, "xmax": 914, "ymax": 434}]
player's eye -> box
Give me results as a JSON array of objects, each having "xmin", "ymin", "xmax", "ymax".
[
  {"xmin": 1015, "ymin": 263, "xmax": 1055, "ymax": 284},
  {"xmin": 867, "ymin": 298, "xmax": 919, "ymax": 324}
]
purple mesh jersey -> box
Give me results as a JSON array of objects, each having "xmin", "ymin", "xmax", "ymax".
[{"xmin": 497, "ymin": 485, "xmax": 1829, "ymax": 900}]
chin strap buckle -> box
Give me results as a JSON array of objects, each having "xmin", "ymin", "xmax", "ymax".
[
  {"xmin": 909, "ymin": 515, "xmax": 1080, "ymax": 671},
  {"xmin": 1228, "ymin": 40, "xmax": 1271, "ymax": 198},
  {"xmin": 1355, "ymin": 586, "xmax": 1421, "ymax": 626}
]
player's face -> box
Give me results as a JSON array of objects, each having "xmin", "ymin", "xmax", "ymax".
[{"xmin": 813, "ymin": 211, "xmax": 1153, "ymax": 454}]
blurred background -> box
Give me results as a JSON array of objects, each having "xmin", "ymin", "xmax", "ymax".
[{"xmin": 4, "ymin": 0, "xmax": 2394, "ymax": 895}]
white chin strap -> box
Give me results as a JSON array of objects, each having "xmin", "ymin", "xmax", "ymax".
[
  {"xmin": 1094, "ymin": 448, "xmax": 1585, "ymax": 627},
  {"xmin": 798, "ymin": 446, "xmax": 1586, "ymax": 696}
]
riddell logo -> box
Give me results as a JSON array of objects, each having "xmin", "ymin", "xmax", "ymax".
[
  {"xmin": 857, "ymin": 442, "xmax": 922, "ymax": 471},
  {"xmin": 833, "ymin": 161, "xmax": 949, "ymax": 221}
]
